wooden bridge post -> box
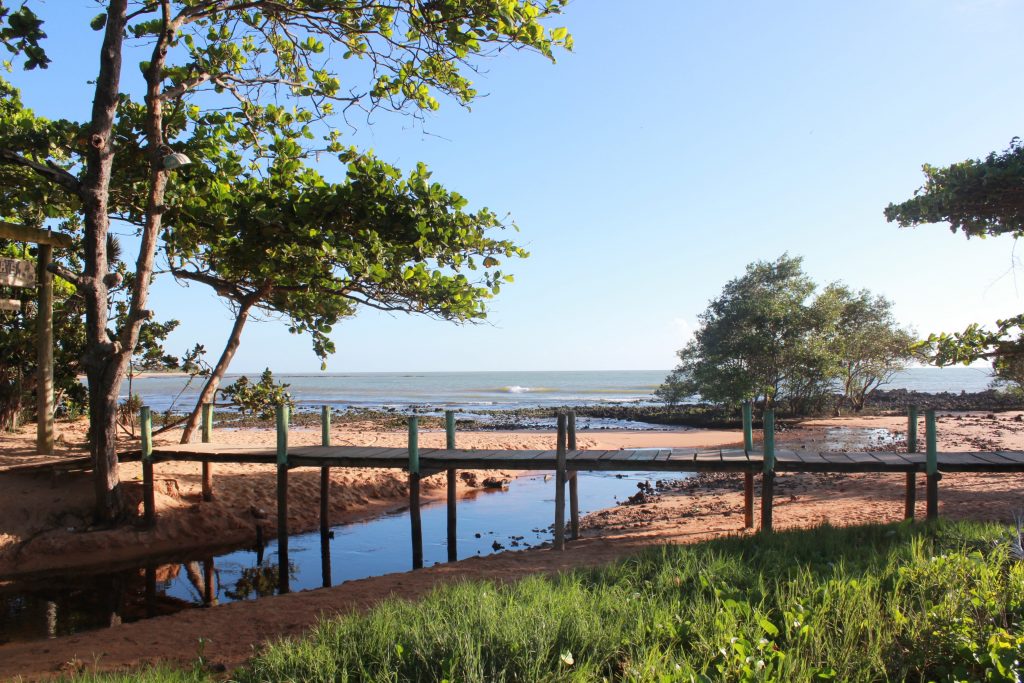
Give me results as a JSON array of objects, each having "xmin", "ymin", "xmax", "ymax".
[
  {"xmin": 201, "ymin": 403, "xmax": 214, "ymax": 501},
  {"xmin": 925, "ymin": 409, "xmax": 939, "ymax": 521},
  {"xmin": 276, "ymin": 404, "xmax": 290, "ymax": 594},
  {"xmin": 554, "ymin": 412, "xmax": 568, "ymax": 551},
  {"xmin": 409, "ymin": 416, "xmax": 423, "ymax": 569},
  {"xmin": 742, "ymin": 400, "xmax": 754, "ymax": 528},
  {"xmin": 140, "ymin": 406, "xmax": 155, "ymax": 527},
  {"xmin": 320, "ymin": 406, "xmax": 331, "ymax": 536},
  {"xmin": 905, "ymin": 405, "xmax": 918, "ymax": 520},
  {"xmin": 445, "ymin": 410, "xmax": 458, "ymax": 562},
  {"xmin": 320, "ymin": 405, "xmax": 332, "ymax": 588},
  {"xmin": 568, "ymin": 410, "xmax": 580, "ymax": 541},
  {"xmin": 760, "ymin": 408, "xmax": 775, "ymax": 533}
]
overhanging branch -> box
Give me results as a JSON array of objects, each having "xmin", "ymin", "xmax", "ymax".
[{"xmin": 0, "ymin": 149, "xmax": 81, "ymax": 196}]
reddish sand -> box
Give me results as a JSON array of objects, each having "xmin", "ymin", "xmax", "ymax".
[{"xmin": 0, "ymin": 411, "xmax": 1022, "ymax": 680}]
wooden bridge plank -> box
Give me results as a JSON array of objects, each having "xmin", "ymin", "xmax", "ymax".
[
  {"xmin": 774, "ymin": 449, "xmax": 802, "ymax": 463},
  {"xmin": 719, "ymin": 449, "xmax": 749, "ymax": 462}
]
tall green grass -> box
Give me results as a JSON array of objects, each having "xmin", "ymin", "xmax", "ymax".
[{"xmin": 73, "ymin": 521, "xmax": 1024, "ymax": 682}]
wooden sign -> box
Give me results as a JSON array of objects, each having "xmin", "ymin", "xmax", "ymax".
[
  {"xmin": 0, "ymin": 257, "xmax": 35, "ymax": 288},
  {"xmin": 0, "ymin": 298, "xmax": 21, "ymax": 312}
]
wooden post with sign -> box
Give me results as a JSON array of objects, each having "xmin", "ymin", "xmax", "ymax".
[{"xmin": 0, "ymin": 222, "xmax": 73, "ymax": 455}]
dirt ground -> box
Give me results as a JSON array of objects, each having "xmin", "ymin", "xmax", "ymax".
[{"xmin": 0, "ymin": 410, "xmax": 1022, "ymax": 680}]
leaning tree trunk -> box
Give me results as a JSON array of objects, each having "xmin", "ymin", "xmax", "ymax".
[{"xmin": 180, "ymin": 294, "xmax": 262, "ymax": 443}]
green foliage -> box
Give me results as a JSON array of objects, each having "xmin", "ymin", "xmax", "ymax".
[
  {"xmin": 657, "ymin": 255, "xmax": 914, "ymax": 414},
  {"xmin": 164, "ymin": 148, "xmax": 526, "ymax": 365},
  {"xmin": 885, "ymin": 138, "xmax": 1024, "ymax": 239},
  {"xmin": 886, "ymin": 139, "xmax": 1024, "ymax": 376},
  {"xmin": 220, "ymin": 369, "xmax": 294, "ymax": 420},
  {"xmin": 69, "ymin": 521, "xmax": 1024, "ymax": 682}
]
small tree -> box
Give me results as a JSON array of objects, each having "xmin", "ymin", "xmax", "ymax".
[
  {"xmin": 659, "ymin": 255, "xmax": 915, "ymax": 415},
  {"xmin": 658, "ymin": 254, "xmax": 819, "ymax": 412}
]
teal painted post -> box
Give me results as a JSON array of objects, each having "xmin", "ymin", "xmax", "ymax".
[
  {"xmin": 445, "ymin": 410, "xmax": 458, "ymax": 562},
  {"xmin": 926, "ymin": 409, "xmax": 939, "ymax": 521},
  {"xmin": 201, "ymin": 403, "xmax": 213, "ymax": 501},
  {"xmin": 554, "ymin": 412, "xmax": 568, "ymax": 551},
  {"xmin": 568, "ymin": 411, "xmax": 579, "ymax": 541},
  {"xmin": 320, "ymin": 407, "xmax": 332, "ymax": 588},
  {"xmin": 409, "ymin": 416, "xmax": 423, "ymax": 569},
  {"xmin": 276, "ymin": 404, "xmax": 290, "ymax": 594},
  {"xmin": 141, "ymin": 406, "xmax": 155, "ymax": 527},
  {"xmin": 905, "ymin": 405, "xmax": 918, "ymax": 520},
  {"xmin": 742, "ymin": 401, "xmax": 754, "ymax": 528},
  {"xmin": 760, "ymin": 408, "xmax": 775, "ymax": 533}
]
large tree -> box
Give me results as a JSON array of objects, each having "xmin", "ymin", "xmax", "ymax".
[
  {"xmin": 163, "ymin": 150, "xmax": 524, "ymax": 443},
  {"xmin": 0, "ymin": 1, "xmax": 571, "ymax": 522},
  {"xmin": 885, "ymin": 138, "xmax": 1024, "ymax": 373}
]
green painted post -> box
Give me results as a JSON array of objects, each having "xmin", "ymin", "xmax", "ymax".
[
  {"xmin": 760, "ymin": 408, "xmax": 775, "ymax": 533},
  {"xmin": 742, "ymin": 400, "xmax": 754, "ymax": 528},
  {"xmin": 926, "ymin": 409, "xmax": 939, "ymax": 521},
  {"xmin": 445, "ymin": 410, "xmax": 458, "ymax": 562},
  {"xmin": 409, "ymin": 416, "xmax": 423, "ymax": 569},
  {"xmin": 276, "ymin": 404, "xmax": 290, "ymax": 594},
  {"xmin": 320, "ymin": 405, "xmax": 332, "ymax": 541},
  {"xmin": 141, "ymin": 406, "xmax": 155, "ymax": 527},
  {"xmin": 568, "ymin": 411, "xmax": 579, "ymax": 541},
  {"xmin": 201, "ymin": 403, "xmax": 213, "ymax": 501},
  {"xmin": 905, "ymin": 405, "xmax": 918, "ymax": 520},
  {"xmin": 742, "ymin": 400, "xmax": 754, "ymax": 453}
]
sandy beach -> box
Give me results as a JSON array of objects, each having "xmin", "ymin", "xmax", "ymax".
[{"xmin": 1, "ymin": 410, "xmax": 1023, "ymax": 679}]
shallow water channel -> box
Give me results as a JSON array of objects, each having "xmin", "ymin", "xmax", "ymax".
[{"xmin": 0, "ymin": 469, "xmax": 679, "ymax": 644}]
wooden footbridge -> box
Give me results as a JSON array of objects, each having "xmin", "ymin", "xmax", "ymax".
[{"xmin": 134, "ymin": 403, "xmax": 1024, "ymax": 594}]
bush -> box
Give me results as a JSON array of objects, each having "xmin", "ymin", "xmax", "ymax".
[{"xmin": 219, "ymin": 369, "xmax": 294, "ymax": 420}]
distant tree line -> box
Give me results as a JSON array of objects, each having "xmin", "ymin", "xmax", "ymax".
[{"xmin": 657, "ymin": 254, "xmax": 916, "ymax": 416}]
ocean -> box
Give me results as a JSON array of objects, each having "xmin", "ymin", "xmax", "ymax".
[{"xmin": 120, "ymin": 366, "xmax": 998, "ymax": 414}]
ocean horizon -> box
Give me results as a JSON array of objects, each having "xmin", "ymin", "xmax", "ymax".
[{"xmin": 120, "ymin": 366, "xmax": 999, "ymax": 414}]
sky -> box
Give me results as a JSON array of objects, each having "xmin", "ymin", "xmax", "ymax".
[{"xmin": 7, "ymin": 0, "xmax": 1024, "ymax": 373}]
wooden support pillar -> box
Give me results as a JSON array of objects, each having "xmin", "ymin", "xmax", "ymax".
[
  {"xmin": 445, "ymin": 410, "xmax": 458, "ymax": 563},
  {"xmin": 140, "ymin": 406, "xmax": 155, "ymax": 527},
  {"xmin": 36, "ymin": 243, "xmax": 53, "ymax": 454},
  {"xmin": 567, "ymin": 411, "xmax": 579, "ymax": 541},
  {"xmin": 320, "ymin": 405, "xmax": 331, "ymax": 536},
  {"xmin": 925, "ymin": 408, "xmax": 939, "ymax": 521},
  {"xmin": 760, "ymin": 409, "xmax": 775, "ymax": 533},
  {"xmin": 408, "ymin": 416, "xmax": 423, "ymax": 570},
  {"xmin": 319, "ymin": 405, "xmax": 332, "ymax": 587},
  {"xmin": 276, "ymin": 404, "xmax": 290, "ymax": 594},
  {"xmin": 201, "ymin": 403, "xmax": 213, "ymax": 501},
  {"xmin": 742, "ymin": 400, "xmax": 754, "ymax": 529},
  {"xmin": 905, "ymin": 405, "xmax": 918, "ymax": 520},
  {"xmin": 554, "ymin": 412, "xmax": 567, "ymax": 551}
]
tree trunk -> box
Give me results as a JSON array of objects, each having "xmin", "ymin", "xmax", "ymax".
[
  {"xmin": 78, "ymin": 0, "xmax": 130, "ymax": 523},
  {"xmin": 180, "ymin": 295, "xmax": 260, "ymax": 443}
]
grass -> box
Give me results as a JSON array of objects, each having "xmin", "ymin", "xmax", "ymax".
[{"xmin": 68, "ymin": 521, "xmax": 1024, "ymax": 682}]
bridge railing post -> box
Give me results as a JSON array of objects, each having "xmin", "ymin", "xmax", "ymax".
[
  {"xmin": 409, "ymin": 415, "xmax": 423, "ymax": 569},
  {"xmin": 201, "ymin": 403, "xmax": 214, "ymax": 501},
  {"xmin": 276, "ymin": 404, "xmax": 290, "ymax": 594},
  {"xmin": 554, "ymin": 412, "xmax": 567, "ymax": 551},
  {"xmin": 760, "ymin": 408, "xmax": 775, "ymax": 533},
  {"xmin": 568, "ymin": 410, "xmax": 579, "ymax": 541},
  {"xmin": 742, "ymin": 400, "xmax": 754, "ymax": 528},
  {"xmin": 905, "ymin": 405, "xmax": 918, "ymax": 520},
  {"xmin": 925, "ymin": 408, "xmax": 939, "ymax": 521},
  {"xmin": 320, "ymin": 405, "xmax": 332, "ymax": 588},
  {"xmin": 445, "ymin": 410, "xmax": 458, "ymax": 562},
  {"xmin": 141, "ymin": 406, "xmax": 155, "ymax": 527}
]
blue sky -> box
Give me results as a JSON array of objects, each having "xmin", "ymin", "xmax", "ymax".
[{"xmin": 8, "ymin": 1, "xmax": 1024, "ymax": 372}]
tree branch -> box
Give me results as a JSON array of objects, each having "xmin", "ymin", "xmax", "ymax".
[{"xmin": 0, "ymin": 149, "xmax": 81, "ymax": 195}]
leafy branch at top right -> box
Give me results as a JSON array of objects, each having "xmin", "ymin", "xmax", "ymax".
[{"xmin": 885, "ymin": 138, "xmax": 1024, "ymax": 387}]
